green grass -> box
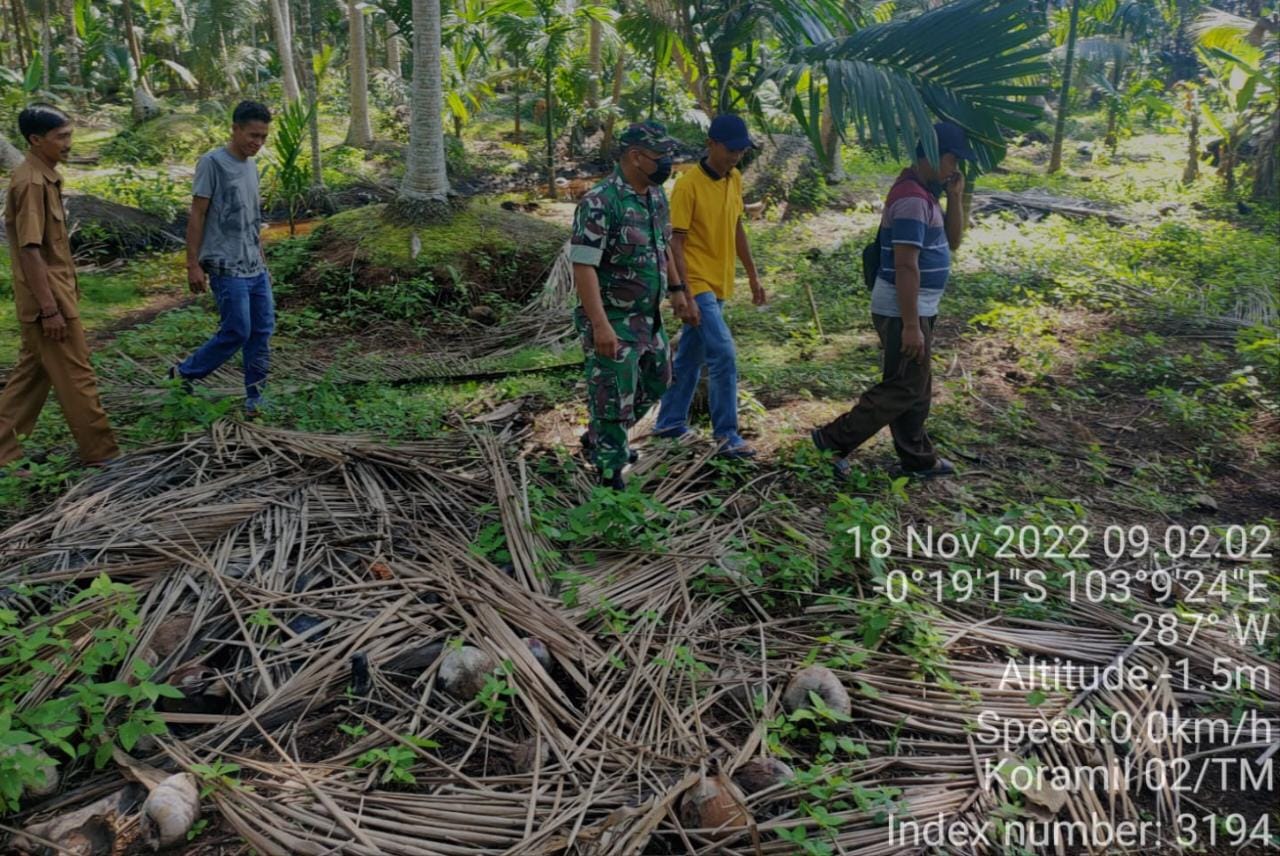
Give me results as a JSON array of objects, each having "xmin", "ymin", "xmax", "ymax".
[{"xmin": 0, "ymin": 253, "xmax": 183, "ymax": 365}]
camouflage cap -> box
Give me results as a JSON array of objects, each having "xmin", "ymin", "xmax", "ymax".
[{"xmin": 618, "ymin": 120, "xmax": 678, "ymax": 154}]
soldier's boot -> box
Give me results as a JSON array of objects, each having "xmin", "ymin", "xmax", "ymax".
[{"xmin": 581, "ymin": 431, "xmax": 639, "ymax": 465}]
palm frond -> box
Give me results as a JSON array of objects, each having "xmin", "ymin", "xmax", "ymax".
[
  {"xmin": 772, "ymin": 0, "xmax": 1049, "ymax": 170},
  {"xmin": 1192, "ymin": 8, "xmax": 1273, "ymax": 52}
]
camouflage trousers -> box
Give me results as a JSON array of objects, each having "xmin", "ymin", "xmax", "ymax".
[{"xmin": 582, "ymin": 334, "xmax": 672, "ymax": 479}]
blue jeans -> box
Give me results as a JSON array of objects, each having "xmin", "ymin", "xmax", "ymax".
[
  {"xmin": 655, "ymin": 291, "xmax": 743, "ymax": 445},
  {"xmin": 179, "ymin": 271, "xmax": 275, "ymax": 408}
]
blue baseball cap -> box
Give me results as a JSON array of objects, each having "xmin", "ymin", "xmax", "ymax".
[
  {"xmin": 919, "ymin": 121, "xmax": 977, "ymax": 161},
  {"xmin": 708, "ymin": 114, "xmax": 756, "ymax": 151}
]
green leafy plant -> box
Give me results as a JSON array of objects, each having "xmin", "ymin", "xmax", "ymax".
[
  {"xmin": 353, "ymin": 735, "xmax": 440, "ymax": 785},
  {"xmin": 0, "ymin": 575, "xmax": 181, "ymax": 809},
  {"xmin": 264, "ymin": 98, "xmax": 318, "ymax": 235},
  {"xmin": 532, "ymin": 483, "xmax": 684, "ymax": 552},
  {"xmin": 190, "ymin": 760, "xmax": 248, "ymax": 797},
  {"xmin": 475, "ymin": 662, "xmax": 518, "ymax": 722}
]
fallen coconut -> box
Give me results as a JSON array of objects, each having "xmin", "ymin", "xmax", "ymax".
[
  {"xmin": 782, "ymin": 666, "xmax": 851, "ymax": 718},
  {"xmin": 13, "ymin": 786, "xmax": 142, "ymax": 855},
  {"xmin": 523, "ymin": 637, "xmax": 552, "ymax": 671},
  {"xmin": 148, "ymin": 613, "xmax": 194, "ymax": 659},
  {"xmin": 157, "ymin": 663, "xmax": 230, "ymax": 714},
  {"xmin": 733, "ymin": 757, "xmax": 794, "ymax": 795},
  {"xmin": 438, "ymin": 645, "xmax": 496, "ymax": 699},
  {"xmin": 141, "ymin": 772, "xmax": 200, "ymax": 849},
  {"xmin": 679, "ymin": 757, "xmax": 752, "ymax": 840}
]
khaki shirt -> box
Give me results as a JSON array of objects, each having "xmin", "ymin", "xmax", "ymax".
[{"xmin": 4, "ymin": 153, "xmax": 80, "ymax": 322}]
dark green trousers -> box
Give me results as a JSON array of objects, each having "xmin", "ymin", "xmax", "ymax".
[{"xmin": 816, "ymin": 314, "xmax": 938, "ymax": 471}]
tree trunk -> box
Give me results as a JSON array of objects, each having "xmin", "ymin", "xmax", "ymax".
[
  {"xmin": 587, "ymin": 13, "xmax": 602, "ymax": 108},
  {"xmin": 1181, "ymin": 89, "xmax": 1199, "ymax": 185},
  {"xmin": 673, "ymin": 49, "xmax": 710, "ymax": 117},
  {"xmin": 267, "ymin": 0, "xmax": 300, "ymax": 101},
  {"xmin": 345, "ymin": 0, "xmax": 374, "ymax": 147},
  {"xmin": 61, "ymin": 0, "xmax": 81, "ymax": 90},
  {"xmin": 1, "ymin": 136, "xmax": 24, "ymax": 172},
  {"xmin": 1047, "ymin": 0, "xmax": 1081, "ymax": 173},
  {"xmin": 599, "ymin": 47, "xmax": 625, "ymax": 159},
  {"xmin": 399, "ymin": 0, "xmax": 450, "ymax": 203},
  {"xmin": 1251, "ymin": 107, "xmax": 1277, "ymax": 200},
  {"xmin": 0, "ymin": 1, "xmax": 11, "ymax": 69},
  {"xmin": 11, "ymin": 0, "xmax": 29, "ymax": 67},
  {"xmin": 1103, "ymin": 60, "xmax": 1123, "ymax": 154},
  {"xmin": 39, "ymin": 0, "xmax": 51, "ymax": 89},
  {"xmin": 544, "ymin": 58, "xmax": 556, "ymax": 198},
  {"xmin": 513, "ymin": 69, "xmax": 522, "ymax": 140},
  {"xmin": 819, "ymin": 99, "xmax": 845, "ymax": 182},
  {"xmin": 121, "ymin": 0, "xmax": 145, "ymax": 86},
  {"xmin": 293, "ymin": 0, "xmax": 324, "ymax": 189},
  {"xmin": 121, "ymin": 0, "xmax": 158, "ymax": 122},
  {"xmin": 385, "ymin": 18, "xmax": 401, "ymax": 78}
]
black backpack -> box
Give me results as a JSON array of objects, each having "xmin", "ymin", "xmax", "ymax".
[{"xmin": 860, "ymin": 241, "xmax": 880, "ymax": 291}]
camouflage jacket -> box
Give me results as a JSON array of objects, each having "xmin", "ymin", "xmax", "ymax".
[{"xmin": 569, "ymin": 167, "xmax": 672, "ymax": 345}]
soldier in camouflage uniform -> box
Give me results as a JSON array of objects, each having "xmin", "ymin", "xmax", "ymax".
[{"xmin": 571, "ymin": 121, "xmax": 693, "ymax": 489}]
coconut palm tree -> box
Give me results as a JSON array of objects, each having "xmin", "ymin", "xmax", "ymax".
[
  {"xmin": 60, "ymin": 0, "xmax": 82, "ymax": 91},
  {"xmin": 345, "ymin": 0, "xmax": 374, "ymax": 146},
  {"xmin": 385, "ymin": 18, "xmax": 402, "ymax": 77},
  {"xmin": 267, "ymin": 0, "xmax": 300, "ymax": 100},
  {"xmin": 293, "ymin": 0, "xmax": 325, "ymax": 189},
  {"xmin": 397, "ymin": 0, "xmax": 451, "ymax": 212},
  {"xmin": 1049, "ymin": 0, "xmax": 1084, "ymax": 172}
]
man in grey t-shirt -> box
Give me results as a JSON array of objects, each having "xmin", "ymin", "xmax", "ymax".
[{"xmin": 170, "ymin": 100, "xmax": 274, "ymax": 415}]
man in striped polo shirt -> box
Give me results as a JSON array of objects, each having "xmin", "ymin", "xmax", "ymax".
[{"xmin": 811, "ymin": 121, "xmax": 972, "ymax": 479}]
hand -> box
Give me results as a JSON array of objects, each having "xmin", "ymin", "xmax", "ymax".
[
  {"xmin": 749, "ymin": 278, "xmax": 767, "ymax": 306},
  {"xmin": 40, "ymin": 310, "xmax": 67, "ymax": 342},
  {"xmin": 683, "ymin": 294, "xmax": 701, "ymax": 326},
  {"xmin": 593, "ymin": 324, "xmax": 621, "ymax": 360},
  {"xmin": 669, "ymin": 291, "xmax": 691, "ymax": 322},
  {"xmin": 945, "ymin": 171, "xmax": 966, "ymax": 198},
  {"xmin": 188, "ymin": 265, "xmax": 207, "ymax": 294},
  {"xmin": 900, "ymin": 324, "xmax": 927, "ymax": 364}
]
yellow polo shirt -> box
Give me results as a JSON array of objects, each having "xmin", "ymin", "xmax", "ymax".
[{"xmin": 669, "ymin": 160, "xmax": 744, "ymax": 300}]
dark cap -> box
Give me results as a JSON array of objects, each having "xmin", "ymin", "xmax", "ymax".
[
  {"xmin": 708, "ymin": 114, "xmax": 756, "ymax": 150},
  {"xmin": 924, "ymin": 121, "xmax": 977, "ymax": 161},
  {"xmin": 619, "ymin": 120, "xmax": 678, "ymax": 154}
]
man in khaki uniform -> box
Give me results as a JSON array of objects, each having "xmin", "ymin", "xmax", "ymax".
[{"xmin": 0, "ymin": 104, "xmax": 118, "ymax": 469}]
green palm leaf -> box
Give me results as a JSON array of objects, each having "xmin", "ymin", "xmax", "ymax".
[{"xmin": 772, "ymin": 0, "xmax": 1050, "ymax": 170}]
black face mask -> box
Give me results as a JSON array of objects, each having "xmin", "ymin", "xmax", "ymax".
[
  {"xmin": 925, "ymin": 179, "xmax": 945, "ymax": 198},
  {"xmin": 645, "ymin": 155, "xmax": 673, "ymax": 185}
]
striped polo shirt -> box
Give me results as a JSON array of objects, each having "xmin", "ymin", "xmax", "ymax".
[{"xmin": 870, "ymin": 173, "xmax": 950, "ymax": 318}]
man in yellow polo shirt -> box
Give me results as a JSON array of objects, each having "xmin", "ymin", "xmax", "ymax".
[{"xmin": 653, "ymin": 114, "xmax": 765, "ymax": 457}]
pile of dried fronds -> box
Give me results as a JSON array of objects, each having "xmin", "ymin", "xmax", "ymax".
[{"xmin": 1, "ymin": 421, "xmax": 1275, "ymax": 855}]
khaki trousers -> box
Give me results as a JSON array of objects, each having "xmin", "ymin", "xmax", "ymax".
[{"xmin": 0, "ymin": 318, "xmax": 119, "ymax": 466}]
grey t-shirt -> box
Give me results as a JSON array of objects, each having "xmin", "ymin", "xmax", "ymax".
[{"xmin": 193, "ymin": 147, "xmax": 264, "ymax": 276}]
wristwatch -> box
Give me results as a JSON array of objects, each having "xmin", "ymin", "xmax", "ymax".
[{"xmin": 668, "ymin": 282, "xmax": 689, "ymax": 294}]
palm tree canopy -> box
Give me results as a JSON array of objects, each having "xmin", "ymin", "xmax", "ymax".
[{"xmin": 771, "ymin": 0, "xmax": 1051, "ymax": 171}]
